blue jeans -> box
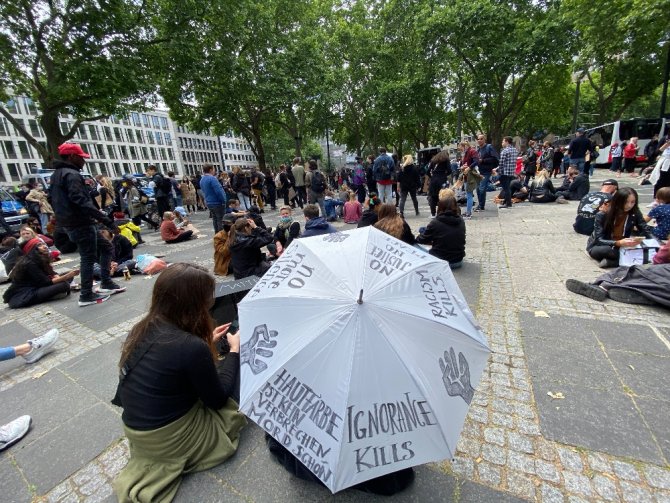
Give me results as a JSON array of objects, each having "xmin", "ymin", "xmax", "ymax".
[
  {"xmin": 571, "ymin": 157, "xmax": 586, "ymax": 174},
  {"xmin": 476, "ymin": 173, "xmax": 492, "ymax": 209},
  {"xmin": 0, "ymin": 347, "xmax": 16, "ymax": 361},
  {"xmin": 237, "ymin": 192, "xmax": 252, "ymax": 210},
  {"xmin": 466, "ymin": 191, "xmax": 474, "ymax": 216},
  {"xmin": 65, "ymin": 226, "xmax": 112, "ymax": 296},
  {"xmin": 210, "ymin": 205, "xmax": 226, "ymax": 234},
  {"xmin": 376, "ymin": 183, "xmax": 393, "ymax": 203}
]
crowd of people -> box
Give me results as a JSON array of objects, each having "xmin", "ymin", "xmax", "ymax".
[{"xmin": 2, "ymin": 133, "xmax": 670, "ymax": 501}]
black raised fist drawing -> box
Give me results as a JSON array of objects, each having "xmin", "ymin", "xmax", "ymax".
[
  {"xmin": 439, "ymin": 347, "xmax": 475, "ymax": 405},
  {"xmin": 241, "ymin": 324, "xmax": 278, "ymax": 375}
]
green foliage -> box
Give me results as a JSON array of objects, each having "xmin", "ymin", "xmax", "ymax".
[{"xmin": 0, "ymin": 0, "xmax": 164, "ymax": 163}]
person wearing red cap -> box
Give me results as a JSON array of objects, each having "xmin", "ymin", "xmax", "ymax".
[
  {"xmin": 50, "ymin": 143, "xmax": 125, "ymax": 306},
  {"xmin": 2, "ymin": 238, "xmax": 78, "ymax": 308}
]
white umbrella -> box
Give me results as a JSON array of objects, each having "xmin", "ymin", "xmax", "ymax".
[{"xmin": 237, "ymin": 226, "xmax": 490, "ymax": 493}]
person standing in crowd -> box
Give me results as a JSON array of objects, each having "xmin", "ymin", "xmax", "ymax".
[
  {"xmin": 552, "ymin": 146, "xmax": 564, "ymax": 178},
  {"xmin": 539, "ymin": 141, "xmax": 554, "ymax": 176},
  {"xmin": 180, "ymin": 176, "xmax": 198, "ymax": 214},
  {"xmin": 200, "ymin": 164, "xmax": 228, "ymax": 234},
  {"xmin": 230, "ymin": 167, "xmax": 252, "ymax": 210},
  {"xmin": 122, "ymin": 176, "xmax": 158, "ymax": 231},
  {"xmin": 610, "ymin": 141, "xmax": 623, "ymax": 176},
  {"xmin": 50, "ymin": 143, "xmax": 125, "ymax": 306},
  {"xmin": 193, "ymin": 174, "xmax": 206, "ymax": 211},
  {"xmin": 351, "ymin": 157, "xmax": 367, "ymax": 204},
  {"xmin": 573, "ymin": 179, "xmax": 618, "ymax": 235},
  {"xmin": 651, "ymin": 136, "xmax": 670, "ymax": 198},
  {"xmin": 427, "ymin": 150, "xmax": 452, "ymax": 218},
  {"xmin": 567, "ymin": 127, "xmax": 591, "ymax": 174},
  {"xmin": 250, "ymin": 168, "xmax": 265, "ymax": 212},
  {"xmin": 373, "ymin": 147, "xmax": 395, "ymax": 203},
  {"xmin": 291, "ymin": 157, "xmax": 306, "ymax": 208},
  {"xmin": 496, "ymin": 136, "xmax": 518, "ymax": 210},
  {"xmin": 643, "ymin": 134, "xmax": 660, "ymax": 174},
  {"xmin": 146, "ymin": 165, "xmax": 171, "ymax": 219},
  {"xmin": 265, "ymin": 169, "xmax": 277, "ymax": 210},
  {"xmin": 522, "ymin": 140, "xmax": 538, "ymax": 187},
  {"xmin": 397, "ymin": 155, "xmax": 421, "ymax": 218},
  {"xmin": 167, "ymin": 172, "xmax": 182, "ymax": 208},
  {"xmin": 623, "ymin": 137, "xmax": 639, "ymax": 177},
  {"xmin": 305, "ymin": 160, "xmax": 327, "ymax": 218},
  {"xmin": 25, "ymin": 185, "xmax": 54, "ymax": 234},
  {"xmin": 475, "ymin": 134, "xmax": 499, "ymax": 211}
]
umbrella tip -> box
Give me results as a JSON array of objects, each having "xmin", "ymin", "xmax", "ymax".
[{"xmin": 357, "ymin": 289, "xmax": 363, "ymax": 304}]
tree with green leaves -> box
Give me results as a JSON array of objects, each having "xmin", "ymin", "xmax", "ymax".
[
  {"xmin": 563, "ymin": 0, "xmax": 669, "ymax": 124},
  {"xmin": 430, "ymin": 0, "xmax": 573, "ymax": 145},
  {"xmin": 0, "ymin": 0, "xmax": 166, "ymax": 165}
]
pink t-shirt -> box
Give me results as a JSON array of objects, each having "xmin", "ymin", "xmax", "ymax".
[{"xmin": 343, "ymin": 201, "xmax": 362, "ymax": 223}]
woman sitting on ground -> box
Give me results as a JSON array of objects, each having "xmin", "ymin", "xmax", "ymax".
[
  {"xmin": 228, "ymin": 217, "xmax": 274, "ymax": 279},
  {"xmin": 374, "ymin": 203, "xmax": 416, "ymax": 245},
  {"xmin": 160, "ymin": 211, "xmax": 195, "ymax": 244},
  {"xmin": 113, "ymin": 263, "xmax": 246, "ymax": 502},
  {"xmin": 343, "ymin": 191, "xmax": 362, "ymax": 224},
  {"xmin": 173, "ymin": 206, "xmax": 200, "ymax": 236},
  {"xmin": 213, "ymin": 215, "xmax": 235, "ymax": 276},
  {"xmin": 3, "ymin": 238, "xmax": 77, "ymax": 308},
  {"xmin": 357, "ymin": 193, "xmax": 382, "ymax": 228},
  {"xmin": 586, "ymin": 187, "xmax": 652, "ymax": 268},
  {"xmin": 528, "ymin": 169, "xmax": 558, "ymax": 203},
  {"xmin": 416, "ymin": 195, "xmax": 466, "ymax": 269}
]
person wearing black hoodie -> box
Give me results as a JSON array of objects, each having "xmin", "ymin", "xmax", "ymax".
[
  {"xmin": 49, "ymin": 143, "xmax": 124, "ymax": 306},
  {"xmin": 228, "ymin": 217, "xmax": 274, "ymax": 279},
  {"xmin": 416, "ymin": 195, "xmax": 466, "ymax": 269},
  {"xmin": 427, "ymin": 150, "xmax": 452, "ymax": 217}
]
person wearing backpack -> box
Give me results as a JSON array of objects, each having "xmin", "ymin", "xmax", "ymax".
[
  {"xmin": 147, "ymin": 165, "xmax": 172, "ymax": 220},
  {"xmin": 305, "ymin": 160, "xmax": 327, "ymax": 218},
  {"xmin": 373, "ymin": 147, "xmax": 395, "ymax": 203},
  {"xmin": 291, "ymin": 157, "xmax": 306, "ymax": 208}
]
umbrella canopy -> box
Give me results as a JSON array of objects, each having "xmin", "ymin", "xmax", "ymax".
[{"xmin": 238, "ymin": 226, "xmax": 490, "ymax": 493}]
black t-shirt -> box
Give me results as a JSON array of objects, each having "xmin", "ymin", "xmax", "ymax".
[
  {"xmin": 118, "ymin": 322, "xmax": 239, "ymax": 430},
  {"xmin": 574, "ymin": 191, "xmax": 610, "ymax": 235}
]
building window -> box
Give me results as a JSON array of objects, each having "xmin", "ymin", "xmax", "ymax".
[
  {"xmin": 17, "ymin": 141, "xmax": 31, "ymax": 158},
  {"xmin": 136, "ymin": 129, "xmax": 144, "ymax": 144},
  {"xmin": 155, "ymin": 131, "xmax": 163, "ymax": 145},
  {"xmin": 78, "ymin": 124, "xmax": 88, "ymax": 140},
  {"xmin": 104, "ymin": 126, "xmax": 113, "ymax": 142},
  {"xmin": 97, "ymin": 144, "xmax": 106, "ymax": 159},
  {"xmin": 151, "ymin": 116, "xmax": 160, "ymax": 128},
  {"xmin": 160, "ymin": 117, "xmax": 168, "ymax": 129},
  {"xmin": 114, "ymin": 127, "xmax": 123, "ymax": 142},
  {"xmin": 142, "ymin": 114, "xmax": 149, "ymax": 127},
  {"xmin": 3, "ymin": 141, "xmax": 17, "ymax": 159},
  {"xmin": 164, "ymin": 133, "xmax": 171, "ymax": 145},
  {"xmin": 89, "ymin": 125, "xmax": 99, "ymax": 140},
  {"xmin": 29, "ymin": 119, "xmax": 41, "ymax": 137},
  {"xmin": 5, "ymin": 100, "xmax": 19, "ymax": 114},
  {"xmin": 7, "ymin": 163, "xmax": 20, "ymax": 180},
  {"xmin": 131, "ymin": 112, "xmax": 141, "ymax": 126},
  {"xmin": 107, "ymin": 145, "xmax": 116, "ymax": 158},
  {"xmin": 130, "ymin": 146, "xmax": 137, "ymax": 158},
  {"xmin": 120, "ymin": 145, "xmax": 129, "ymax": 159}
]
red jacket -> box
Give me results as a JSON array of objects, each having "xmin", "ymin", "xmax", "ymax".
[
  {"xmin": 160, "ymin": 220, "xmax": 183, "ymax": 241},
  {"xmin": 623, "ymin": 143, "xmax": 637, "ymax": 159}
]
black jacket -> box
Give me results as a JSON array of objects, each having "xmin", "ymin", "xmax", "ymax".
[
  {"xmin": 557, "ymin": 174, "xmax": 590, "ymax": 201},
  {"xmin": 397, "ymin": 164, "xmax": 421, "ymax": 191},
  {"xmin": 357, "ymin": 210, "xmax": 378, "ymax": 228},
  {"xmin": 231, "ymin": 173, "xmax": 251, "ymax": 196},
  {"xmin": 112, "ymin": 235, "xmax": 134, "ymax": 263},
  {"xmin": 528, "ymin": 179, "xmax": 556, "ymax": 202},
  {"xmin": 229, "ymin": 227, "xmax": 273, "ymax": 279},
  {"xmin": 50, "ymin": 161, "xmax": 112, "ymax": 229},
  {"xmin": 416, "ymin": 211, "xmax": 466, "ymax": 264},
  {"xmin": 586, "ymin": 210, "xmax": 653, "ymax": 252},
  {"xmin": 428, "ymin": 163, "xmax": 451, "ymax": 201}
]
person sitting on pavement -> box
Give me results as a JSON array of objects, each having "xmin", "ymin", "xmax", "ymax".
[
  {"xmin": 173, "ymin": 206, "xmax": 201, "ymax": 236},
  {"xmin": 112, "ymin": 263, "xmax": 246, "ymax": 502},
  {"xmin": 160, "ymin": 211, "xmax": 195, "ymax": 244},
  {"xmin": 113, "ymin": 213, "xmax": 144, "ymax": 247},
  {"xmin": 0, "ymin": 328, "xmax": 60, "ymax": 452},
  {"xmin": 272, "ymin": 206, "xmax": 301, "ymax": 255},
  {"xmin": 228, "ymin": 217, "xmax": 274, "ymax": 279},
  {"xmin": 93, "ymin": 229, "xmax": 139, "ymax": 277},
  {"xmin": 528, "ymin": 169, "xmax": 558, "ymax": 203},
  {"xmin": 343, "ymin": 191, "xmax": 363, "ymax": 224},
  {"xmin": 374, "ymin": 203, "xmax": 416, "ymax": 245},
  {"xmin": 213, "ymin": 215, "xmax": 236, "ymax": 276},
  {"xmin": 247, "ymin": 205, "xmax": 270, "ymax": 232},
  {"xmin": 357, "ymin": 193, "xmax": 382, "ymax": 228},
  {"xmin": 416, "ymin": 195, "xmax": 466, "ymax": 269},
  {"xmin": 225, "ymin": 198, "xmax": 246, "ymax": 217},
  {"xmin": 323, "ymin": 190, "xmax": 344, "ymax": 222},
  {"xmin": 573, "ymin": 179, "xmax": 619, "ymax": 235},
  {"xmin": 566, "ymin": 240, "xmax": 670, "ymax": 307},
  {"xmin": 300, "ymin": 204, "xmax": 337, "ymax": 238},
  {"xmin": 643, "ymin": 186, "xmax": 670, "ymax": 241},
  {"xmin": 0, "ymin": 236, "xmax": 22, "ymax": 276},
  {"xmin": 3, "ymin": 238, "xmax": 77, "ymax": 308},
  {"xmin": 17, "ymin": 225, "xmax": 60, "ymax": 261},
  {"xmin": 586, "ymin": 187, "xmax": 653, "ymax": 268},
  {"xmin": 555, "ymin": 166, "xmax": 590, "ymax": 203}
]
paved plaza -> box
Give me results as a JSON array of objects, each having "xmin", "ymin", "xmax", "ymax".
[{"xmin": 1, "ymin": 171, "xmax": 669, "ymax": 502}]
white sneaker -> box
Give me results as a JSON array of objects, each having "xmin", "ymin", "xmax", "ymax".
[
  {"xmin": 0, "ymin": 415, "xmax": 32, "ymax": 451},
  {"xmin": 23, "ymin": 329, "xmax": 59, "ymax": 364}
]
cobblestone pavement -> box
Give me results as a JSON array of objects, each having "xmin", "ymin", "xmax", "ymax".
[{"xmin": 2, "ymin": 172, "xmax": 669, "ymax": 502}]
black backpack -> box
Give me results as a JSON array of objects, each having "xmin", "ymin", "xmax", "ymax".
[
  {"xmin": 311, "ymin": 171, "xmax": 326, "ymax": 193},
  {"xmin": 377, "ymin": 157, "xmax": 392, "ymax": 180}
]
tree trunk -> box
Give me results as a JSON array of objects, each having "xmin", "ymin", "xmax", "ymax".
[{"xmin": 39, "ymin": 113, "xmax": 65, "ymax": 167}]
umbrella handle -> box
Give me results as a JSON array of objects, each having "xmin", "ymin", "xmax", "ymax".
[{"xmin": 357, "ymin": 289, "xmax": 363, "ymax": 304}]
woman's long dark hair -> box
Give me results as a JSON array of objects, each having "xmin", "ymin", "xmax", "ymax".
[
  {"xmin": 603, "ymin": 187, "xmax": 639, "ymax": 237},
  {"xmin": 119, "ymin": 263, "xmax": 216, "ymax": 367},
  {"xmin": 9, "ymin": 245, "xmax": 53, "ymax": 281}
]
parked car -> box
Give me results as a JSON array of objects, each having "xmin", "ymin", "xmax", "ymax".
[
  {"xmin": 0, "ymin": 187, "xmax": 29, "ymax": 234},
  {"xmin": 21, "ymin": 169, "xmax": 94, "ymax": 190}
]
